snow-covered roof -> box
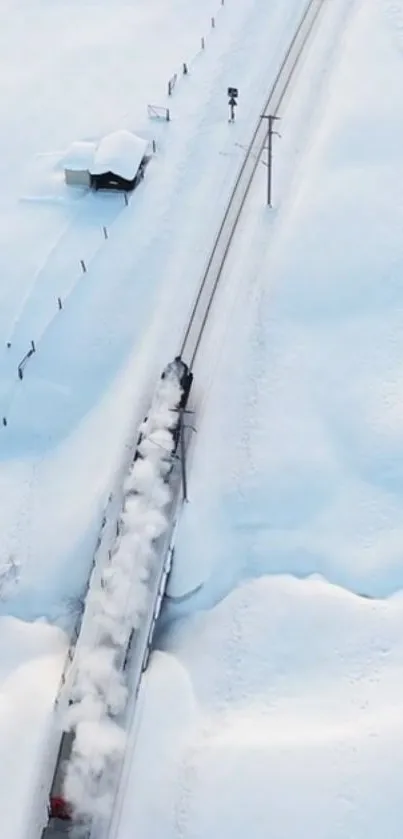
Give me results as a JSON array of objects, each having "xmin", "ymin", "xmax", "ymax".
[
  {"xmin": 63, "ymin": 141, "xmax": 96, "ymax": 171},
  {"xmin": 89, "ymin": 130, "xmax": 148, "ymax": 180}
]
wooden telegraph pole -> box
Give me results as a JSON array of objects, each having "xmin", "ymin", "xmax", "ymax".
[{"xmin": 260, "ymin": 114, "xmax": 281, "ymax": 207}]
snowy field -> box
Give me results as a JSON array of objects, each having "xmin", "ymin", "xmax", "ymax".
[
  {"xmin": 0, "ymin": 0, "xmax": 320, "ymax": 836},
  {"xmin": 112, "ymin": 0, "xmax": 403, "ymax": 837},
  {"xmin": 0, "ymin": 0, "xmax": 309, "ymax": 621}
]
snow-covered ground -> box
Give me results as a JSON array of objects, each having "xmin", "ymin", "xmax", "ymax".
[
  {"xmin": 112, "ymin": 0, "xmax": 403, "ymax": 837},
  {"xmin": 0, "ymin": 0, "xmax": 309, "ymax": 622},
  {"xmin": 0, "ymin": 0, "xmax": 317, "ymax": 835},
  {"xmin": 0, "ymin": 617, "xmax": 66, "ymax": 839},
  {"xmin": 119, "ymin": 580, "xmax": 403, "ymax": 839}
]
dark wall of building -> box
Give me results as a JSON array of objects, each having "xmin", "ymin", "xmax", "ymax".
[{"xmin": 90, "ymin": 171, "xmax": 136, "ymax": 191}]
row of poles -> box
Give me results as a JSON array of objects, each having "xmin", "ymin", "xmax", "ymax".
[{"xmin": 166, "ymin": 0, "xmax": 226, "ymax": 99}]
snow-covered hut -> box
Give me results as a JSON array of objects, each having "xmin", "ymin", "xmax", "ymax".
[
  {"xmin": 63, "ymin": 141, "xmax": 96, "ymax": 187},
  {"xmin": 89, "ymin": 130, "xmax": 148, "ymax": 191}
]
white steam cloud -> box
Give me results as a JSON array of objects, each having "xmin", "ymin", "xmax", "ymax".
[{"xmin": 63, "ymin": 369, "xmax": 183, "ymax": 823}]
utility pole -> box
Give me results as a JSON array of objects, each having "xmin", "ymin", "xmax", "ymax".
[
  {"xmin": 260, "ymin": 114, "xmax": 280, "ymax": 207},
  {"xmin": 179, "ymin": 411, "xmax": 188, "ymax": 502}
]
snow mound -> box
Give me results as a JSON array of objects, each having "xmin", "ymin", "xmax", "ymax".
[
  {"xmin": 0, "ymin": 617, "xmax": 66, "ymax": 839},
  {"xmin": 110, "ymin": 651, "xmax": 199, "ymax": 838},
  {"xmin": 90, "ymin": 130, "xmax": 148, "ymax": 180},
  {"xmin": 63, "ymin": 141, "xmax": 97, "ymax": 171},
  {"xmin": 115, "ymin": 576, "xmax": 403, "ymax": 839}
]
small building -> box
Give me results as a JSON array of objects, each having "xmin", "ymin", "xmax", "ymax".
[
  {"xmin": 89, "ymin": 130, "xmax": 149, "ymax": 192},
  {"xmin": 63, "ymin": 131, "xmax": 149, "ymax": 192},
  {"xmin": 63, "ymin": 141, "xmax": 96, "ymax": 187}
]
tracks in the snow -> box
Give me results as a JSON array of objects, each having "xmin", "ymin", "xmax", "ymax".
[
  {"xmin": 43, "ymin": 4, "xmax": 329, "ymax": 839},
  {"xmin": 106, "ymin": 2, "xmax": 328, "ymax": 837},
  {"xmin": 180, "ymin": 0, "xmax": 327, "ymax": 372}
]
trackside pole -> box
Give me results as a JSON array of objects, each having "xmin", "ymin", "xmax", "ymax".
[
  {"xmin": 179, "ymin": 411, "xmax": 188, "ymax": 502},
  {"xmin": 260, "ymin": 114, "xmax": 281, "ymax": 207}
]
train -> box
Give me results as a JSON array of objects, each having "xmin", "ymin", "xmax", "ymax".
[{"xmin": 41, "ymin": 357, "xmax": 193, "ymax": 838}]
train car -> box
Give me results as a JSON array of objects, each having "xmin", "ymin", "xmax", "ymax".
[
  {"xmin": 41, "ymin": 357, "xmax": 193, "ymax": 838},
  {"xmin": 41, "ymin": 731, "xmax": 75, "ymax": 838}
]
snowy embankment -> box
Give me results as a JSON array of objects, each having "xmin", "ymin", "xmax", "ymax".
[
  {"xmin": 63, "ymin": 367, "xmax": 183, "ymax": 822},
  {"xmin": 117, "ymin": 577, "xmax": 403, "ymax": 839},
  {"xmin": 0, "ymin": 617, "xmax": 66, "ymax": 839}
]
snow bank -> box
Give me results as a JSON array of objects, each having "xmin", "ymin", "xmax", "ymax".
[
  {"xmin": 115, "ymin": 576, "xmax": 403, "ymax": 839},
  {"xmin": 0, "ymin": 617, "xmax": 66, "ymax": 839},
  {"xmin": 90, "ymin": 130, "xmax": 148, "ymax": 180},
  {"xmin": 63, "ymin": 366, "xmax": 183, "ymax": 822},
  {"xmin": 109, "ymin": 650, "xmax": 198, "ymax": 839}
]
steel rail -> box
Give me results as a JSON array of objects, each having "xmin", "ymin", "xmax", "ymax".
[{"xmin": 180, "ymin": 0, "xmax": 327, "ymax": 370}]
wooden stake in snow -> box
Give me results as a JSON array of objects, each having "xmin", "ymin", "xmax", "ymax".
[
  {"xmin": 58, "ymin": 297, "xmax": 62, "ymax": 310},
  {"xmin": 211, "ymin": 16, "xmax": 215, "ymax": 28},
  {"xmin": 80, "ymin": 259, "xmax": 87, "ymax": 273},
  {"xmin": 103, "ymin": 226, "xmax": 108, "ymax": 240},
  {"xmin": 201, "ymin": 36, "xmax": 205, "ymax": 49}
]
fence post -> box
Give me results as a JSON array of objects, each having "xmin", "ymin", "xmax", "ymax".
[
  {"xmin": 211, "ymin": 16, "xmax": 215, "ymax": 27},
  {"xmin": 80, "ymin": 259, "xmax": 87, "ymax": 273},
  {"xmin": 103, "ymin": 226, "xmax": 108, "ymax": 240},
  {"xmin": 201, "ymin": 36, "xmax": 205, "ymax": 49},
  {"xmin": 183, "ymin": 62, "xmax": 188, "ymax": 75}
]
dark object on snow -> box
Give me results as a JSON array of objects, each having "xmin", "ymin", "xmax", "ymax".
[
  {"xmin": 162, "ymin": 356, "xmax": 193, "ymax": 453},
  {"xmin": 89, "ymin": 130, "xmax": 150, "ymax": 192},
  {"xmin": 41, "ymin": 732, "xmax": 75, "ymax": 837},
  {"xmin": 90, "ymin": 156, "xmax": 148, "ymax": 192},
  {"xmin": 49, "ymin": 797, "xmax": 71, "ymax": 821},
  {"xmin": 132, "ymin": 357, "xmax": 193, "ymax": 469},
  {"xmin": 227, "ymin": 86, "xmax": 238, "ymax": 122},
  {"xmin": 162, "ymin": 356, "xmax": 193, "ymax": 411}
]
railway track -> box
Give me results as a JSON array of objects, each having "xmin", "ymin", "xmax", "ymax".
[
  {"xmin": 180, "ymin": 0, "xmax": 327, "ymax": 371},
  {"xmin": 41, "ymin": 2, "xmax": 328, "ymax": 837},
  {"xmin": 106, "ymin": 1, "xmax": 328, "ymax": 836}
]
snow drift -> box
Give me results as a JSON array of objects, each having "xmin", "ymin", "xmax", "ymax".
[{"xmin": 63, "ymin": 366, "xmax": 184, "ymax": 822}]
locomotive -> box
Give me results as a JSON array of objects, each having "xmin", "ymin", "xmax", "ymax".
[{"xmin": 133, "ymin": 355, "xmax": 193, "ymax": 466}]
